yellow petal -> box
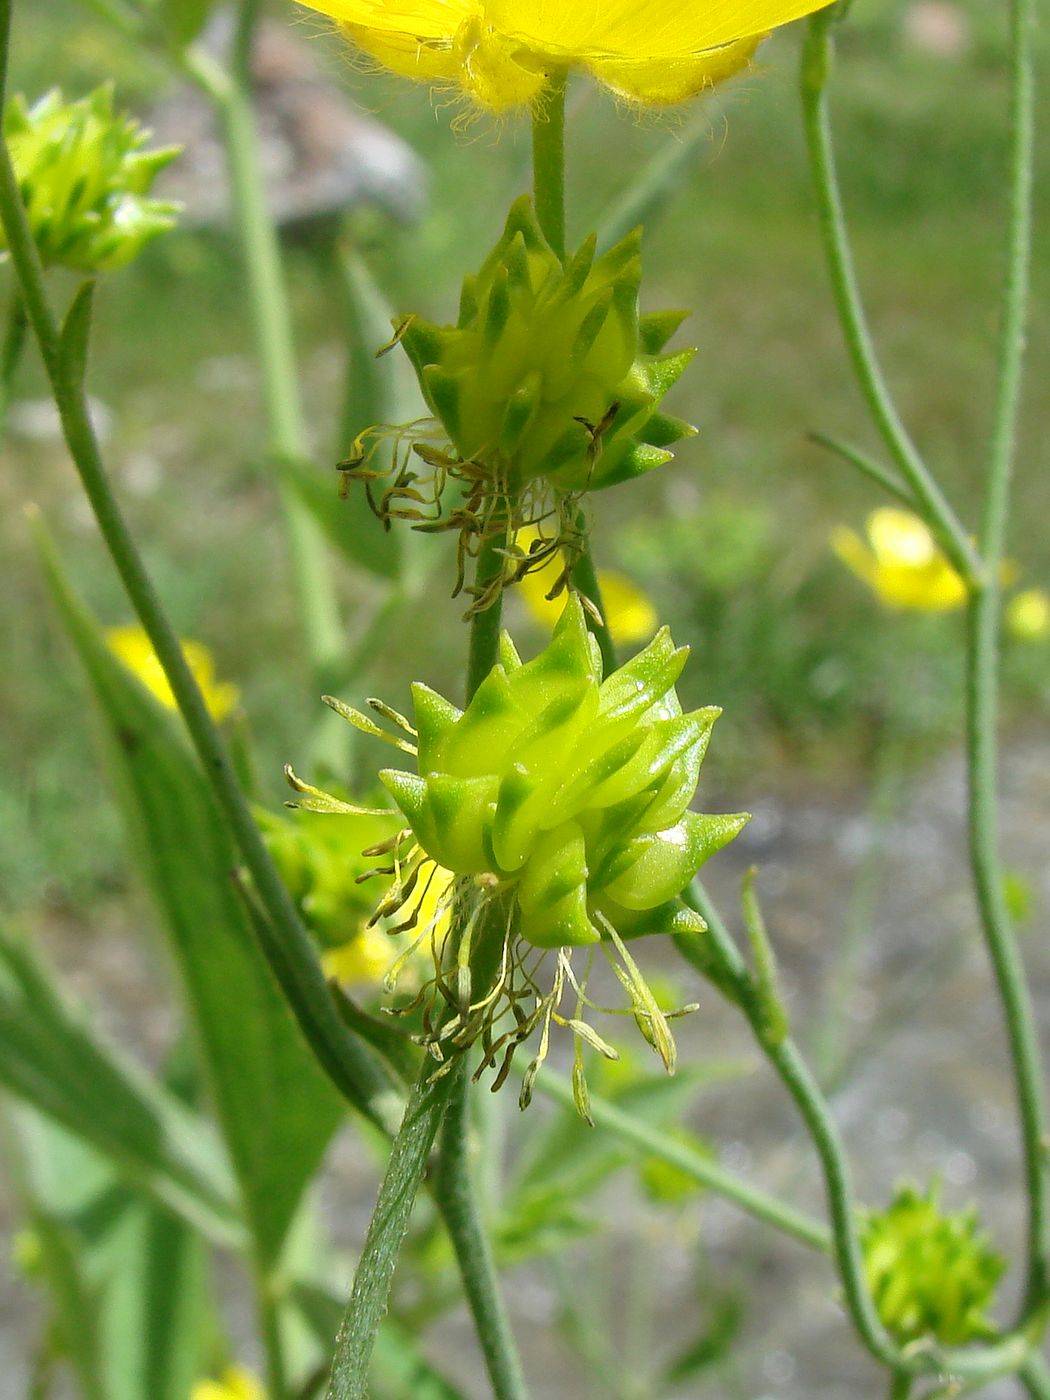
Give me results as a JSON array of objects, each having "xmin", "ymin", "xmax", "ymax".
[
  {"xmin": 295, "ymin": 0, "xmax": 470, "ymax": 36},
  {"xmin": 322, "ymin": 926, "xmax": 396, "ymax": 984},
  {"xmin": 483, "ymin": 0, "xmax": 835, "ymax": 59},
  {"xmin": 586, "ymin": 37, "xmax": 759, "ymax": 106},
  {"xmin": 191, "ymin": 1368, "xmax": 266, "ymax": 1400},
  {"xmin": 107, "ymin": 625, "xmax": 240, "ymax": 723}
]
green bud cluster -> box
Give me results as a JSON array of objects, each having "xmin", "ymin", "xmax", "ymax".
[
  {"xmin": 380, "ymin": 595, "xmax": 747, "ymax": 950},
  {"xmin": 398, "ymin": 196, "xmax": 697, "ymax": 494},
  {"xmin": 2, "ymin": 86, "xmax": 179, "ymax": 273},
  {"xmin": 861, "ymin": 1183, "xmax": 1004, "ymax": 1347},
  {"xmin": 258, "ymin": 802, "xmax": 401, "ymax": 954}
]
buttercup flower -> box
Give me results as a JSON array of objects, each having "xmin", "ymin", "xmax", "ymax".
[
  {"xmin": 831, "ymin": 508, "xmax": 968, "ymax": 613},
  {"xmin": 297, "ymin": 0, "xmax": 835, "ymax": 111},
  {"xmin": 302, "ymin": 596, "xmax": 746, "ymax": 1106},
  {"xmin": 107, "ymin": 625, "xmax": 239, "ymax": 723},
  {"xmin": 2, "ymin": 86, "xmax": 178, "ymax": 272},
  {"xmin": 1006, "ymin": 587, "xmax": 1050, "ymax": 642},
  {"xmin": 190, "ymin": 1367, "xmax": 266, "ymax": 1400},
  {"xmin": 861, "ymin": 1183, "xmax": 1004, "ymax": 1348}
]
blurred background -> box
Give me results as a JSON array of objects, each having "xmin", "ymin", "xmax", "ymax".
[{"xmin": 2, "ymin": 0, "xmax": 1049, "ymax": 1395}]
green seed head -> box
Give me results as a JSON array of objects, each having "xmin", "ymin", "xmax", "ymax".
[
  {"xmin": 378, "ymin": 595, "xmax": 747, "ymax": 950},
  {"xmin": 861, "ymin": 1182, "xmax": 1004, "ymax": 1348},
  {"xmin": 398, "ymin": 196, "xmax": 697, "ymax": 494},
  {"xmin": 2, "ymin": 86, "xmax": 179, "ymax": 273}
]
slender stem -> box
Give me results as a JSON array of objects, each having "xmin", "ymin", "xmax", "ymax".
[
  {"xmin": 570, "ymin": 519, "xmax": 617, "ymax": 675},
  {"xmin": 0, "ymin": 285, "xmax": 26, "ymax": 435},
  {"xmin": 467, "ymin": 532, "xmax": 508, "ymax": 699},
  {"xmin": 184, "ymin": 19, "xmax": 344, "ymax": 693},
  {"xmin": 799, "ymin": 13, "xmax": 981, "ymax": 588},
  {"xmin": 0, "ymin": 2, "xmax": 400, "ymax": 1139},
  {"xmin": 680, "ymin": 881, "xmax": 1040, "ymax": 1384},
  {"xmin": 531, "ymin": 72, "xmax": 567, "ymax": 262},
  {"xmin": 965, "ymin": 0, "xmax": 1046, "ymax": 1314},
  {"xmin": 887, "ymin": 1373, "xmax": 912, "ymax": 1400},
  {"xmin": 326, "ymin": 554, "xmax": 524, "ymax": 1399},
  {"xmin": 809, "ymin": 431, "xmax": 918, "ymax": 511},
  {"xmin": 432, "ymin": 1062, "xmax": 529, "ymax": 1400},
  {"xmin": 533, "ymin": 1067, "xmax": 830, "ymax": 1253},
  {"xmin": 257, "ymin": 1271, "xmax": 290, "ymax": 1400},
  {"xmin": 324, "ymin": 1070, "xmax": 457, "ymax": 1400},
  {"xmin": 679, "ymin": 882, "xmax": 899, "ymax": 1370}
]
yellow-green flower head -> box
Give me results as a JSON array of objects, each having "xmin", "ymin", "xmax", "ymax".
[
  {"xmin": 296, "ymin": 0, "xmax": 835, "ymax": 111},
  {"xmin": 190, "ymin": 1367, "xmax": 266, "ymax": 1400},
  {"xmin": 831, "ymin": 508, "xmax": 968, "ymax": 613},
  {"xmin": 378, "ymin": 595, "xmax": 747, "ymax": 949},
  {"xmin": 861, "ymin": 1183, "xmax": 1004, "ymax": 1348},
  {"xmin": 107, "ymin": 625, "xmax": 239, "ymax": 723},
  {"xmin": 395, "ymin": 197, "xmax": 696, "ymax": 497},
  {"xmin": 2, "ymin": 87, "xmax": 179, "ymax": 273}
]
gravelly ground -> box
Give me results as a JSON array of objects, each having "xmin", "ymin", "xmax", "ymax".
[{"xmin": 2, "ymin": 732, "xmax": 1048, "ymax": 1399}]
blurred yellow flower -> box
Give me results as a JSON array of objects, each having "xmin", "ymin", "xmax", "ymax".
[
  {"xmin": 831, "ymin": 509, "xmax": 968, "ymax": 613},
  {"xmin": 515, "ymin": 529, "xmax": 657, "ymax": 645},
  {"xmin": 107, "ymin": 625, "xmax": 240, "ymax": 723},
  {"xmin": 1006, "ymin": 588, "xmax": 1050, "ymax": 642},
  {"xmin": 322, "ymin": 863, "xmax": 454, "ymax": 985},
  {"xmin": 296, "ymin": 0, "xmax": 835, "ymax": 111},
  {"xmin": 190, "ymin": 1367, "xmax": 266, "ymax": 1400}
]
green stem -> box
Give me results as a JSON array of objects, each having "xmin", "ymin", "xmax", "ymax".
[
  {"xmin": 531, "ymin": 71, "xmax": 567, "ymax": 262},
  {"xmin": 257, "ymin": 1271, "xmax": 290, "ymax": 1400},
  {"xmin": 0, "ymin": 285, "xmax": 26, "ymax": 434},
  {"xmin": 965, "ymin": 0, "xmax": 1046, "ymax": 1313},
  {"xmin": 680, "ymin": 881, "xmax": 1038, "ymax": 1384},
  {"xmin": 326, "ymin": 557, "xmax": 524, "ymax": 1400},
  {"xmin": 570, "ymin": 519, "xmax": 617, "ymax": 675},
  {"xmin": 183, "ymin": 21, "xmax": 344, "ymax": 693},
  {"xmin": 0, "ymin": 0, "xmax": 399, "ymax": 1139},
  {"xmin": 324, "ymin": 1070, "xmax": 457, "ymax": 1400},
  {"xmin": 533, "ymin": 1067, "xmax": 830, "ymax": 1253},
  {"xmin": 799, "ymin": 12, "xmax": 981, "ymax": 588},
  {"xmin": 887, "ymin": 1373, "xmax": 911, "ymax": 1400},
  {"xmin": 432, "ymin": 1062, "xmax": 529, "ymax": 1400}
]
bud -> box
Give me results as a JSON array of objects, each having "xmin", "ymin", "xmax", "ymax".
[
  {"xmin": 861, "ymin": 1182, "xmax": 1004, "ymax": 1347},
  {"xmin": 2, "ymin": 86, "xmax": 179, "ymax": 273}
]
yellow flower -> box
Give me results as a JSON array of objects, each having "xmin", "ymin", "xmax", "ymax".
[
  {"xmin": 107, "ymin": 625, "xmax": 240, "ymax": 722},
  {"xmin": 1006, "ymin": 588, "xmax": 1050, "ymax": 642},
  {"xmin": 831, "ymin": 509, "xmax": 968, "ymax": 613},
  {"xmin": 296, "ymin": 0, "xmax": 836, "ymax": 111},
  {"xmin": 321, "ymin": 863, "xmax": 454, "ymax": 985},
  {"xmin": 191, "ymin": 1367, "xmax": 266, "ymax": 1400},
  {"xmin": 515, "ymin": 528, "xmax": 657, "ymax": 645}
]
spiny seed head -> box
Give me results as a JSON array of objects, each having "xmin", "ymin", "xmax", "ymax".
[
  {"xmin": 861, "ymin": 1182, "xmax": 1005, "ymax": 1348},
  {"xmin": 376, "ymin": 595, "xmax": 748, "ymax": 949},
  {"xmin": 2, "ymin": 86, "xmax": 179, "ymax": 273},
  {"xmin": 398, "ymin": 196, "xmax": 697, "ymax": 495}
]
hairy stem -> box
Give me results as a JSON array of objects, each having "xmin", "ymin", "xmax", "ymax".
[
  {"xmin": 966, "ymin": 0, "xmax": 1046, "ymax": 1313},
  {"xmin": 0, "ymin": 285, "xmax": 26, "ymax": 435},
  {"xmin": 799, "ymin": 11, "xmax": 981, "ymax": 587}
]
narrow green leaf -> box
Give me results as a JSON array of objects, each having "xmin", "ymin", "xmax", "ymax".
[
  {"xmin": 0, "ymin": 925, "xmax": 242, "ymax": 1247},
  {"xmin": 35, "ymin": 524, "xmax": 343, "ymax": 1265}
]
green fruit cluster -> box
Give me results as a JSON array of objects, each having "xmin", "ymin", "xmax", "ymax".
[
  {"xmin": 398, "ymin": 196, "xmax": 697, "ymax": 494},
  {"xmin": 3, "ymin": 86, "xmax": 178, "ymax": 272},
  {"xmin": 379, "ymin": 596, "xmax": 747, "ymax": 949}
]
